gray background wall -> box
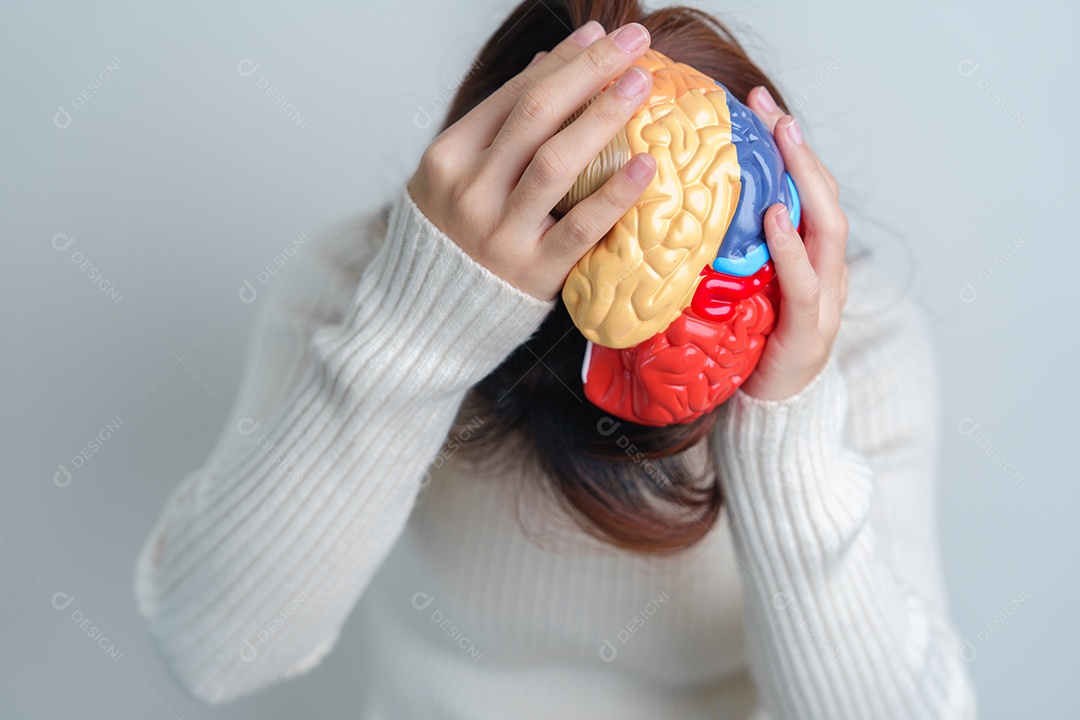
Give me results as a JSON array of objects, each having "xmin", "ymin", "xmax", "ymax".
[{"xmin": 3, "ymin": 0, "xmax": 1075, "ymax": 716}]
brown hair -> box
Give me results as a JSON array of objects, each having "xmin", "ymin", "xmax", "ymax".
[{"xmin": 427, "ymin": 0, "xmax": 797, "ymax": 555}]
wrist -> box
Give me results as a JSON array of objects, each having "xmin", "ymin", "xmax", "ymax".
[
  {"xmin": 739, "ymin": 352, "xmax": 832, "ymax": 402},
  {"xmin": 314, "ymin": 184, "xmax": 556, "ymax": 396}
]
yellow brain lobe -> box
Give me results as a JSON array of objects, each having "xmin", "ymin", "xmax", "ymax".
[{"xmin": 561, "ymin": 49, "xmax": 741, "ymax": 349}]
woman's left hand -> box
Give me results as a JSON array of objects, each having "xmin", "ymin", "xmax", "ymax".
[{"xmin": 737, "ymin": 86, "xmax": 850, "ymax": 401}]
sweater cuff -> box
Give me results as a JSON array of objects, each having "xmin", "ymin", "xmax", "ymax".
[
  {"xmin": 315, "ymin": 185, "xmax": 557, "ymax": 397},
  {"xmin": 716, "ymin": 354, "xmax": 873, "ymax": 558},
  {"xmin": 721, "ymin": 353, "xmax": 847, "ymax": 463}
]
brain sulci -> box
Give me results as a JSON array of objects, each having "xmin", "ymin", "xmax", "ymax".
[{"xmin": 555, "ymin": 48, "xmax": 802, "ymax": 426}]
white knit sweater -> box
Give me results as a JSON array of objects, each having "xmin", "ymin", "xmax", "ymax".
[{"xmin": 133, "ymin": 184, "xmax": 977, "ymax": 718}]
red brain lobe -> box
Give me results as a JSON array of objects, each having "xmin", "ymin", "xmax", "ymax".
[{"xmin": 583, "ymin": 265, "xmax": 780, "ymax": 427}]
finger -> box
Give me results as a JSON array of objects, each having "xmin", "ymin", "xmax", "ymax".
[
  {"xmin": 820, "ymin": 260, "xmax": 850, "ymax": 335},
  {"xmin": 773, "ymin": 115, "xmax": 848, "ymax": 286},
  {"xmin": 540, "ymin": 151, "xmax": 656, "ymax": 268},
  {"xmin": 507, "ymin": 64, "xmax": 653, "ymax": 229},
  {"xmin": 526, "ymin": 50, "xmax": 548, "ymax": 68},
  {"xmin": 747, "ymin": 86, "xmax": 838, "ymax": 199},
  {"xmin": 485, "ymin": 22, "xmax": 652, "ymax": 189},
  {"xmin": 450, "ymin": 21, "xmax": 606, "ymax": 147},
  {"xmin": 764, "ymin": 203, "xmax": 820, "ymax": 332},
  {"xmin": 818, "ymin": 155, "xmax": 839, "ymax": 200},
  {"xmin": 746, "ymin": 85, "xmax": 785, "ymax": 133}
]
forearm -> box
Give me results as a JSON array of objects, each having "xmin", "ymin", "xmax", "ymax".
[
  {"xmin": 133, "ymin": 186, "xmax": 555, "ymax": 704},
  {"xmin": 715, "ymin": 357, "xmax": 976, "ymax": 719}
]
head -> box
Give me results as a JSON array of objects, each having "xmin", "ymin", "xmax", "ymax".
[{"xmin": 429, "ymin": 0, "xmax": 796, "ymax": 555}]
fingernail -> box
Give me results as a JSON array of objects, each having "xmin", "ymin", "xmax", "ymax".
[
  {"xmin": 614, "ymin": 66, "xmax": 648, "ymax": 98},
  {"xmin": 756, "ymin": 86, "xmax": 778, "ymax": 113},
  {"xmin": 626, "ymin": 153, "xmax": 654, "ymax": 183},
  {"xmin": 773, "ymin": 204, "xmax": 793, "ymax": 232},
  {"xmin": 613, "ymin": 23, "xmax": 648, "ymax": 52},
  {"xmin": 572, "ymin": 20, "xmax": 605, "ymax": 46},
  {"xmin": 784, "ymin": 117, "xmax": 804, "ymax": 145}
]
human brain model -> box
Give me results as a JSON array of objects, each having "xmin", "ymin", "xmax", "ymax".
[{"xmin": 557, "ymin": 48, "xmax": 802, "ymax": 427}]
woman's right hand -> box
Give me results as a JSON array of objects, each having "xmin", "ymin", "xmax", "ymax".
[{"xmin": 406, "ymin": 20, "xmax": 657, "ymax": 302}]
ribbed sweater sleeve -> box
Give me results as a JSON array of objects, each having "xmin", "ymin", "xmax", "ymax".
[
  {"xmin": 712, "ymin": 265, "xmax": 977, "ymax": 719},
  {"xmin": 132, "ymin": 185, "xmax": 555, "ymax": 705}
]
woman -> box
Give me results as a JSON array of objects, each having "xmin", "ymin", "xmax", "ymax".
[{"xmin": 133, "ymin": 1, "xmax": 977, "ymax": 716}]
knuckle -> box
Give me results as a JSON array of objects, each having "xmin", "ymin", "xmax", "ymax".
[
  {"xmin": 824, "ymin": 169, "xmax": 839, "ymax": 195},
  {"xmin": 599, "ymin": 173, "xmax": 638, "ymax": 211},
  {"xmin": 800, "ymin": 149, "xmax": 823, "ymax": 176},
  {"xmin": 580, "ymin": 45, "xmax": 619, "ymax": 79},
  {"xmin": 799, "ymin": 282, "xmax": 821, "ymax": 307},
  {"xmin": 496, "ymin": 75, "xmax": 531, "ymax": 110},
  {"xmin": 419, "ymin": 139, "xmax": 454, "ymax": 182},
  {"xmin": 518, "ymin": 85, "xmax": 556, "ymax": 125},
  {"xmin": 455, "ymin": 183, "xmax": 484, "ymax": 214},
  {"xmin": 820, "ymin": 277, "xmax": 842, "ymax": 304},
  {"xmin": 502, "ymin": 73, "xmax": 531, "ymax": 98},
  {"xmin": 592, "ymin": 92, "xmax": 633, "ymax": 126},
  {"xmin": 562, "ymin": 209, "xmax": 595, "ymax": 246},
  {"xmin": 830, "ymin": 212, "xmax": 849, "ymax": 236},
  {"xmin": 531, "ymin": 144, "xmax": 572, "ymax": 186},
  {"xmin": 557, "ymin": 211, "xmax": 600, "ymax": 255}
]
